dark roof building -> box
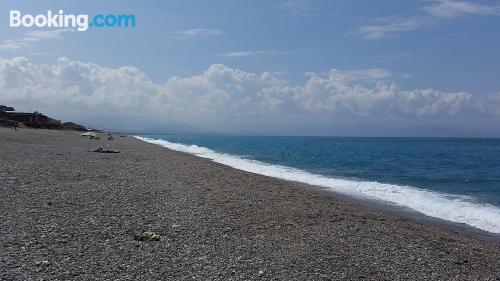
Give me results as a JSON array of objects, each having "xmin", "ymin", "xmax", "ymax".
[
  {"xmin": 0, "ymin": 105, "xmax": 15, "ymax": 112},
  {"xmin": 2, "ymin": 109, "xmax": 61, "ymax": 129}
]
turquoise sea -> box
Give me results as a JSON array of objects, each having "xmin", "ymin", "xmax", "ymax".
[{"xmin": 137, "ymin": 135, "xmax": 500, "ymax": 234}]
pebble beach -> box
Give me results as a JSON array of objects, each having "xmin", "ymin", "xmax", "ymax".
[{"xmin": 1, "ymin": 127, "xmax": 499, "ymax": 280}]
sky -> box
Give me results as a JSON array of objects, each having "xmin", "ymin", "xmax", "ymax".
[{"xmin": 0, "ymin": 0, "xmax": 500, "ymax": 136}]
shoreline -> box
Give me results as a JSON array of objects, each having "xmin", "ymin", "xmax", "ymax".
[
  {"xmin": 136, "ymin": 135, "xmax": 500, "ymax": 242},
  {"xmin": 135, "ymin": 135, "xmax": 500, "ymax": 240},
  {"xmin": 1, "ymin": 128, "xmax": 499, "ymax": 280},
  {"xmin": 306, "ymin": 183, "xmax": 500, "ymax": 243}
]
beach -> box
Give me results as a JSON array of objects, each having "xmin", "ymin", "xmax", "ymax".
[{"xmin": 1, "ymin": 128, "xmax": 499, "ymax": 280}]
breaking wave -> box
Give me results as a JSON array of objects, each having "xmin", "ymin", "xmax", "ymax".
[{"xmin": 136, "ymin": 136, "xmax": 500, "ymax": 234}]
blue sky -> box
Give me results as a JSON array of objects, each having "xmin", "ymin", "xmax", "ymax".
[{"xmin": 1, "ymin": 1, "xmax": 500, "ymax": 136}]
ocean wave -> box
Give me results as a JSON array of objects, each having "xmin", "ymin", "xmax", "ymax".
[{"xmin": 135, "ymin": 136, "xmax": 500, "ymax": 234}]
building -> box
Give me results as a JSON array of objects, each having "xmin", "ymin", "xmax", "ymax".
[
  {"xmin": 2, "ymin": 109, "xmax": 61, "ymax": 129},
  {"xmin": 0, "ymin": 105, "xmax": 15, "ymax": 112}
]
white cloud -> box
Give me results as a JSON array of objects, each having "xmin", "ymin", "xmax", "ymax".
[
  {"xmin": 219, "ymin": 50, "xmax": 294, "ymax": 57},
  {"xmin": 0, "ymin": 57, "xmax": 498, "ymax": 134},
  {"xmin": 359, "ymin": 16, "xmax": 429, "ymax": 39},
  {"xmin": 279, "ymin": 0, "xmax": 316, "ymax": 16},
  {"xmin": 173, "ymin": 28, "xmax": 222, "ymax": 39},
  {"xmin": 424, "ymin": 0, "xmax": 500, "ymax": 18},
  {"xmin": 0, "ymin": 30, "xmax": 71, "ymax": 51},
  {"xmin": 378, "ymin": 51, "xmax": 412, "ymax": 60},
  {"xmin": 359, "ymin": 0, "xmax": 500, "ymax": 39},
  {"xmin": 333, "ymin": 68, "xmax": 392, "ymax": 81}
]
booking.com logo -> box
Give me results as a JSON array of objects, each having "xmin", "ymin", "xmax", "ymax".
[{"xmin": 9, "ymin": 10, "xmax": 136, "ymax": 32}]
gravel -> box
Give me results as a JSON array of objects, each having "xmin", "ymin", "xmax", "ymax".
[{"xmin": 1, "ymin": 128, "xmax": 499, "ymax": 280}]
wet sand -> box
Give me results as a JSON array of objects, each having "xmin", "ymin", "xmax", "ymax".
[{"xmin": 1, "ymin": 127, "xmax": 499, "ymax": 280}]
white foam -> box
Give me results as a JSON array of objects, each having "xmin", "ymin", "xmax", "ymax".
[{"xmin": 136, "ymin": 136, "xmax": 500, "ymax": 234}]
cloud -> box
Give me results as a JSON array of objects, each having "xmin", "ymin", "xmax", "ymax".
[
  {"xmin": 279, "ymin": 0, "xmax": 316, "ymax": 16},
  {"xmin": 359, "ymin": 16, "xmax": 429, "ymax": 39},
  {"xmin": 0, "ymin": 30, "xmax": 71, "ymax": 51},
  {"xmin": 219, "ymin": 50, "xmax": 294, "ymax": 57},
  {"xmin": 359, "ymin": 0, "xmax": 500, "ymax": 39},
  {"xmin": 173, "ymin": 28, "xmax": 222, "ymax": 39},
  {"xmin": 0, "ymin": 57, "xmax": 498, "ymax": 135},
  {"xmin": 333, "ymin": 68, "xmax": 392, "ymax": 81},
  {"xmin": 378, "ymin": 51, "xmax": 412, "ymax": 60},
  {"xmin": 424, "ymin": 0, "xmax": 500, "ymax": 18}
]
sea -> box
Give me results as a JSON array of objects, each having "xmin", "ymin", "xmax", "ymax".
[{"xmin": 136, "ymin": 135, "xmax": 500, "ymax": 234}]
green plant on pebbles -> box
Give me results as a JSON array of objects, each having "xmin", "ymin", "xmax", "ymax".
[{"xmin": 134, "ymin": 231, "xmax": 161, "ymax": 241}]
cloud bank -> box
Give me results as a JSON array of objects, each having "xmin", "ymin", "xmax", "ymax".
[{"xmin": 0, "ymin": 57, "xmax": 498, "ymax": 136}]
